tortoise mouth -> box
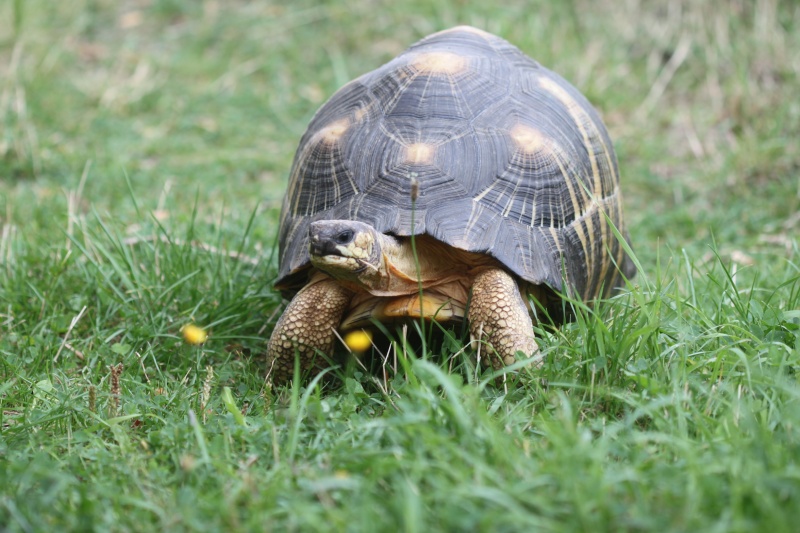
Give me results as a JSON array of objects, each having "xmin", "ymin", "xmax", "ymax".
[
  {"xmin": 309, "ymin": 240, "xmax": 346, "ymax": 258},
  {"xmin": 311, "ymin": 252, "xmax": 371, "ymax": 275},
  {"xmin": 309, "ymin": 242, "xmax": 369, "ymax": 275}
]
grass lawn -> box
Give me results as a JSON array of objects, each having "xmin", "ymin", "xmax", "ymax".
[{"xmin": 1, "ymin": 0, "xmax": 799, "ymax": 531}]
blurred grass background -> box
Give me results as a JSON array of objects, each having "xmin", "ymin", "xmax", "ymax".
[{"xmin": 1, "ymin": 0, "xmax": 799, "ymax": 531}]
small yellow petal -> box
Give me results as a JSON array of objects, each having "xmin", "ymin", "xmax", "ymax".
[
  {"xmin": 182, "ymin": 324, "xmax": 208, "ymax": 345},
  {"xmin": 343, "ymin": 329, "xmax": 373, "ymax": 353}
]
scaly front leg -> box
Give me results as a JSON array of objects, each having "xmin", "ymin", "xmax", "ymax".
[
  {"xmin": 468, "ymin": 267, "xmax": 538, "ymax": 372},
  {"xmin": 267, "ymin": 275, "xmax": 353, "ymax": 385}
]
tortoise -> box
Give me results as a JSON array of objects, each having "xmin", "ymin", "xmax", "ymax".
[{"xmin": 267, "ymin": 26, "xmax": 635, "ymax": 385}]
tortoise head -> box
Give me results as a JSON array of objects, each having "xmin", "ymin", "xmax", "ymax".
[{"xmin": 308, "ymin": 220, "xmax": 396, "ymax": 287}]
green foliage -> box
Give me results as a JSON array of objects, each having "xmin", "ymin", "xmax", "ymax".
[{"xmin": 1, "ymin": 0, "xmax": 799, "ymax": 531}]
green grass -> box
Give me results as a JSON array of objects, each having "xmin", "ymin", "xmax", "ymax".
[{"xmin": 1, "ymin": 0, "xmax": 799, "ymax": 531}]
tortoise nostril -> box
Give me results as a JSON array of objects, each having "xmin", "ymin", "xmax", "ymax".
[{"xmin": 335, "ymin": 230, "xmax": 354, "ymax": 245}]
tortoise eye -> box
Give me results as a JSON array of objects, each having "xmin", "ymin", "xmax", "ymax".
[{"xmin": 335, "ymin": 230, "xmax": 355, "ymax": 245}]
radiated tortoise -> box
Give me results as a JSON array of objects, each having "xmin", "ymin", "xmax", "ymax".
[{"xmin": 267, "ymin": 26, "xmax": 635, "ymax": 385}]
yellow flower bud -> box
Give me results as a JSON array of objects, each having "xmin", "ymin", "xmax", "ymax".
[
  {"xmin": 343, "ymin": 329, "xmax": 373, "ymax": 353},
  {"xmin": 181, "ymin": 324, "xmax": 208, "ymax": 345}
]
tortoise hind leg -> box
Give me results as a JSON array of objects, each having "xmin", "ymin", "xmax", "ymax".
[
  {"xmin": 267, "ymin": 276, "xmax": 354, "ymax": 386},
  {"xmin": 468, "ymin": 268, "xmax": 538, "ymax": 371}
]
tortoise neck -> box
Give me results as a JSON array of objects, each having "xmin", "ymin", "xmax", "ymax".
[{"xmin": 380, "ymin": 234, "xmax": 492, "ymax": 284}]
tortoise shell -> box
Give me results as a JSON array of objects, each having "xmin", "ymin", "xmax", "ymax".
[{"xmin": 276, "ymin": 26, "xmax": 635, "ymax": 310}]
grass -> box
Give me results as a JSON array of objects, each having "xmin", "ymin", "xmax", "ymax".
[{"xmin": 1, "ymin": 0, "xmax": 799, "ymax": 531}]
